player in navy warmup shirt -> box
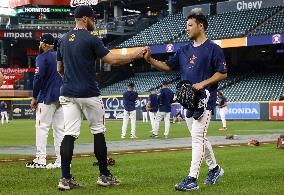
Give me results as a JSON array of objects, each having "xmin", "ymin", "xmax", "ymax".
[
  {"xmin": 121, "ymin": 83, "xmax": 138, "ymax": 138},
  {"xmin": 143, "ymin": 11, "xmax": 227, "ymax": 191},
  {"xmin": 151, "ymin": 81, "xmax": 174, "ymax": 138},
  {"xmin": 26, "ymin": 34, "xmax": 64, "ymax": 170},
  {"xmin": 0, "ymin": 101, "xmax": 8, "ymax": 124},
  {"xmin": 147, "ymin": 88, "xmax": 159, "ymax": 132},
  {"xmin": 56, "ymin": 5, "xmax": 146, "ymax": 190}
]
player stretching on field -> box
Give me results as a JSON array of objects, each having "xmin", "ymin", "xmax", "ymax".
[
  {"xmin": 121, "ymin": 83, "xmax": 138, "ymax": 139},
  {"xmin": 143, "ymin": 11, "xmax": 227, "ymax": 191},
  {"xmin": 26, "ymin": 34, "xmax": 64, "ymax": 169},
  {"xmin": 57, "ymin": 5, "xmax": 146, "ymax": 190}
]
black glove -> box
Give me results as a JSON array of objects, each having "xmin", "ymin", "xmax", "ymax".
[{"xmin": 175, "ymin": 80, "xmax": 196, "ymax": 110}]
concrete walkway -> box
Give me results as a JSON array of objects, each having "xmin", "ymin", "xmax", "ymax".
[{"xmin": 0, "ymin": 134, "xmax": 279, "ymax": 155}]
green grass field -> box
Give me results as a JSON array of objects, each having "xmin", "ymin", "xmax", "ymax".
[
  {"xmin": 0, "ymin": 120, "xmax": 283, "ymax": 146},
  {"xmin": 0, "ymin": 144, "xmax": 283, "ymax": 195}
]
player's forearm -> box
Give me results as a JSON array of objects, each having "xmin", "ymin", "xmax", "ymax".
[
  {"xmin": 201, "ymin": 72, "xmax": 227, "ymax": 87},
  {"xmin": 147, "ymin": 57, "xmax": 172, "ymax": 72},
  {"xmin": 57, "ymin": 61, "xmax": 64, "ymax": 77},
  {"xmin": 111, "ymin": 53, "xmax": 136, "ymax": 65}
]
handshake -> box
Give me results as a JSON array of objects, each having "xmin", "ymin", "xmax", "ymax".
[{"xmin": 132, "ymin": 46, "xmax": 152, "ymax": 63}]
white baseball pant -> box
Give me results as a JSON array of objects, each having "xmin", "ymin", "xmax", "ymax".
[
  {"xmin": 142, "ymin": 111, "xmax": 148, "ymax": 122},
  {"xmin": 153, "ymin": 111, "xmax": 171, "ymax": 136},
  {"xmin": 149, "ymin": 111, "xmax": 157, "ymax": 132},
  {"xmin": 35, "ymin": 102, "xmax": 64, "ymax": 165},
  {"xmin": 1, "ymin": 111, "xmax": 8, "ymax": 124},
  {"xmin": 59, "ymin": 96, "xmax": 106, "ymax": 138},
  {"xmin": 185, "ymin": 110, "xmax": 217, "ymax": 179},
  {"xmin": 219, "ymin": 107, "xmax": 228, "ymax": 128},
  {"xmin": 121, "ymin": 110, "xmax": 136, "ymax": 136}
]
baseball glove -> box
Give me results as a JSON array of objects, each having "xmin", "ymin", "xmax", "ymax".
[
  {"xmin": 175, "ymin": 80, "xmax": 196, "ymax": 109},
  {"xmin": 248, "ymin": 139, "xmax": 260, "ymax": 146},
  {"xmin": 146, "ymin": 104, "xmax": 151, "ymax": 111},
  {"xmin": 225, "ymin": 134, "xmax": 235, "ymax": 140},
  {"xmin": 93, "ymin": 157, "xmax": 116, "ymax": 166}
]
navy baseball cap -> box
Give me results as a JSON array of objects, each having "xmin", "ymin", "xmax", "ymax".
[
  {"xmin": 40, "ymin": 34, "xmax": 54, "ymax": 45},
  {"xmin": 74, "ymin": 5, "xmax": 96, "ymax": 18}
]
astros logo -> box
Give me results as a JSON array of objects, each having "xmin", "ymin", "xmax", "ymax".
[
  {"xmin": 189, "ymin": 54, "xmax": 197, "ymax": 64},
  {"xmin": 223, "ymin": 62, "xmax": 227, "ymax": 69},
  {"xmin": 69, "ymin": 34, "xmax": 76, "ymax": 42}
]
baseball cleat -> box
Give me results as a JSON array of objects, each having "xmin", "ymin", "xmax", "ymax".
[
  {"xmin": 121, "ymin": 135, "xmax": 125, "ymax": 139},
  {"xmin": 46, "ymin": 161, "xmax": 61, "ymax": 169},
  {"xmin": 150, "ymin": 134, "xmax": 158, "ymax": 138},
  {"xmin": 25, "ymin": 160, "xmax": 46, "ymax": 169},
  {"xmin": 97, "ymin": 174, "xmax": 121, "ymax": 187},
  {"xmin": 130, "ymin": 135, "xmax": 138, "ymax": 139},
  {"xmin": 175, "ymin": 177, "xmax": 199, "ymax": 191},
  {"xmin": 204, "ymin": 165, "xmax": 224, "ymax": 185},
  {"xmin": 58, "ymin": 177, "xmax": 81, "ymax": 190}
]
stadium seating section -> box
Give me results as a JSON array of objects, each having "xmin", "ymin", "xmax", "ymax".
[
  {"xmin": 100, "ymin": 71, "xmax": 284, "ymax": 101},
  {"xmin": 117, "ymin": 6, "xmax": 284, "ymax": 48}
]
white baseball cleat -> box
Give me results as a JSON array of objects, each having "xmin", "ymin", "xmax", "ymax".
[{"xmin": 46, "ymin": 161, "xmax": 61, "ymax": 169}]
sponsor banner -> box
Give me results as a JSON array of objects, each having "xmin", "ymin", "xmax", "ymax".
[
  {"xmin": 3, "ymin": 74, "xmax": 24, "ymax": 80},
  {"xmin": 247, "ymin": 34, "xmax": 284, "ymax": 46},
  {"xmin": 102, "ymin": 97, "xmax": 148, "ymax": 119},
  {"xmin": 183, "ymin": 3, "xmax": 210, "ymax": 17},
  {"xmin": 217, "ymin": 0, "xmax": 284, "ymax": 14},
  {"xmin": 0, "ymin": 68, "xmax": 36, "ymax": 74},
  {"xmin": 0, "ymin": 29, "xmax": 107, "ymax": 40},
  {"xmin": 216, "ymin": 103, "xmax": 260, "ymax": 119},
  {"xmin": 220, "ymin": 37, "xmax": 247, "ymax": 48},
  {"xmin": 0, "ymin": 80, "xmax": 15, "ymax": 90},
  {"xmin": 269, "ymin": 102, "xmax": 284, "ymax": 120},
  {"xmin": 12, "ymin": 104, "xmax": 35, "ymax": 119},
  {"xmin": 70, "ymin": 0, "xmax": 99, "ymax": 7}
]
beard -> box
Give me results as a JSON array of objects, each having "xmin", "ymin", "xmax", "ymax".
[{"xmin": 39, "ymin": 46, "xmax": 44, "ymax": 54}]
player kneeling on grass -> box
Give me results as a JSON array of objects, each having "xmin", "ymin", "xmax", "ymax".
[
  {"xmin": 56, "ymin": 5, "xmax": 146, "ymax": 190},
  {"xmin": 26, "ymin": 34, "xmax": 64, "ymax": 169},
  {"xmin": 143, "ymin": 10, "xmax": 227, "ymax": 192}
]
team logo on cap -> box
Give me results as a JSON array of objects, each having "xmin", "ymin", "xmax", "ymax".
[{"xmin": 70, "ymin": 0, "xmax": 99, "ymax": 7}]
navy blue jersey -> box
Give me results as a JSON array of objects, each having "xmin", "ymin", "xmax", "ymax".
[
  {"xmin": 158, "ymin": 88, "xmax": 174, "ymax": 112},
  {"xmin": 219, "ymin": 95, "xmax": 227, "ymax": 107},
  {"xmin": 0, "ymin": 102, "xmax": 6, "ymax": 112},
  {"xmin": 123, "ymin": 91, "xmax": 138, "ymax": 111},
  {"xmin": 148, "ymin": 94, "xmax": 158, "ymax": 112},
  {"xmin": 33, "ymin": 50, "xmax": 62, "ymax": 104},
  {"xmin": 166, "ymin": 40, "xmax": 227, "ymax": 110},
  {"xmin": 57, "ymin": 29, "xmax": 110, "ymax": 97}
]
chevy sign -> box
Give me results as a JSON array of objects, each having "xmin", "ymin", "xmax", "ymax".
[{"xmin": 216, "ymin": 103, "xmax": 260, "ymax": 120}]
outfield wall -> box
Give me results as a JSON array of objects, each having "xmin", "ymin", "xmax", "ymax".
[{"xmin": 2, "ymin": 97, "xmax": 283, "ymax": 121}]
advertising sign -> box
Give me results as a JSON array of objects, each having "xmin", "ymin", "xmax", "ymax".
[
  {"xmin": 216, "ymin": 103, "xmax": 260, "ymax": 119},
  {"xmin": 269, "ymin": 102, "xmax": 284, "ymax": 120},
  {"xmin": 12, "ymin": 104, "xmax": 35, "ymax": 119}
]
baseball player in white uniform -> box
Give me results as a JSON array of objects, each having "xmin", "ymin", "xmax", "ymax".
[
  {"xmin": 147, "ymin": 88, "xmax": 159, "ymax": 132},
  {"xmin": 0, "ymin": 101, "xmax": 9, "ymax": 124},
  {"xmin": 25, "ymin": 34, "xmax": 64, "ymax": 169},
  {"xmin": 217, "ymin": 90, "xmax": 228, "ymax": 130},
  {"xmin": 141, "ymin": 103, "xmax": 148, "ymax": 123}
]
